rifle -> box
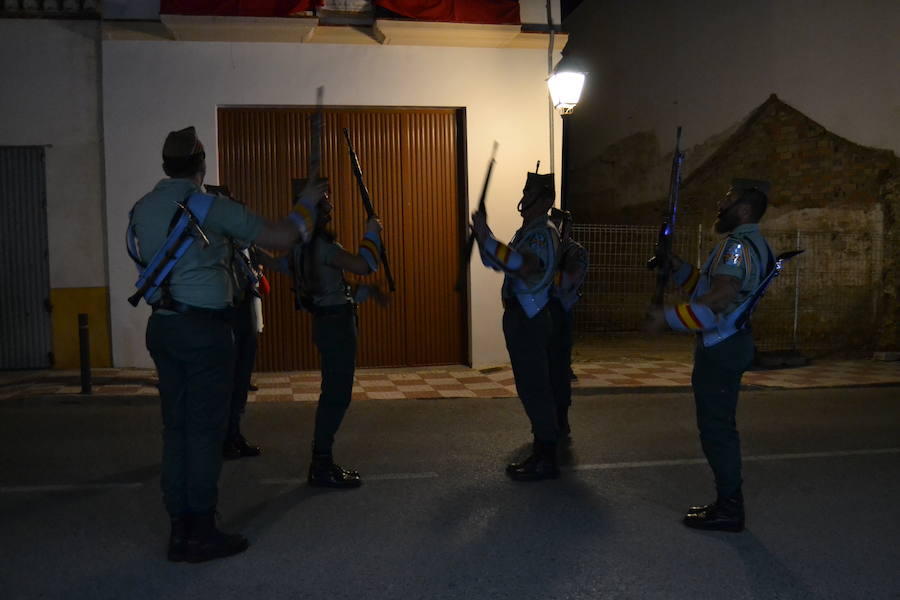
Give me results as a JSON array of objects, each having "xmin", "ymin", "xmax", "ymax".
[
  {"xmin": 342, "ymin": 127, "xmax": 396, "ymax": 292},
  {"xmin": 308, "ymin": 86, "xmax": 324, "ymax": 184},
  {"xmin": 734, "ymin": 249, "xmax": 805, "ymax": 329},
  {"xmin": 455, "ymin": 141, "xmax": 499, "ymax": 292},
  {"xmin": 127, "ymin": 201, "xmax": 210, "ymax": 307},
  {"xmin": 288, "ymin": 87, "xmax": 324, "ymax": 308},
  {"xmin": 647, "ymin": 127, "xmax": 684, "ymax": 305}
]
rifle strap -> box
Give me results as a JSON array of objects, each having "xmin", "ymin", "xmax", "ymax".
[{"xmin": 128, "ymin": 192, "xmax": 214, "ymax": 306}]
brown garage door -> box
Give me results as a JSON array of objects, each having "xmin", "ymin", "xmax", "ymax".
[{"xmin": 218, "ymin": 107, "xmax": 467, "ymax": 370}]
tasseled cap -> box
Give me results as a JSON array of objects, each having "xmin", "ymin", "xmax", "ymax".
[
  {"xmin": 731, "ymin": 178, "xmax": 771, "ymax": 196},
  {"xmin": 163, "ymin": 126, "xmax": 204, "ymax": 159}
]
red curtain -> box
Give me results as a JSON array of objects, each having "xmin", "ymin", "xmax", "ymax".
[
  {"xmin": 374, "ymin": 0, "xmax": 520, "ymax": 24},
  {"xmin": 160, "ymin": 0, "xmax": 520, "ymax": 24},
  {"xmin": 160, "ymin": 1, "xmax": 317, "ymax": 17}
]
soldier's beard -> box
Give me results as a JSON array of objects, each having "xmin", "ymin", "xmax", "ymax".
[{"xmin": 715, "ymin": 208, "xmax": 739, "ymax": 233}]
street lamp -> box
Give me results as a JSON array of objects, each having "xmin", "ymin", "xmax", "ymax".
[
  {"xmin": 547, "ymin": 57, "xmax": 586, "ymax": 115},
  {"xmin": 547, "ymin": 55, "xmax": 586, "ymax": 210}
]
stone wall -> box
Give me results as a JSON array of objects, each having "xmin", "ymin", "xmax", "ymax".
[
  {"xmin": 569, "ymin": 95, "xmax": 899, "ymax": 356},
  {"xmin": 879, "ymin": 177, "xmax": 900, "ymax": 350}
]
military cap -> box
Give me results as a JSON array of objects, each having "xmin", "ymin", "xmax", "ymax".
[
  {"xmin": 526, "ymin": 171, "xmax": 555, "ymax": 194},
  {"xmin": 731, "ymin": 178, "xmax": 771, "ymax": 196},
  {"xmin": 163, "ymin": 126, "xmax": 204, "ymax": 159}
]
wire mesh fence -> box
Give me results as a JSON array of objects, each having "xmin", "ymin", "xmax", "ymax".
[{"xmin": 571, "ymin": 224, "xmax": 884, "ymax": 357}]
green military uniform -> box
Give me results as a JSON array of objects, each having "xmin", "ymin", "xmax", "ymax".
[
  {"xmin": 664, "ymin": 180, "xmax": 774, "ymax": 529},
  {"xmin": 225, "ymin": 243, "xmax": 262, "ymax": 457},
  {"xmin": 301, "ymin": 235, "xmax": 359, "ymax": 456},
  {"xmin": 691, "ymin": 223, "xmax": 772, "ymax": 498},
  {"xmin": 477, "ymin": 171, "xmax": 560, "ymax": 480},
  {"xmin": 131, "ymin": 177, "xmax": 263, "ymax": 519},
  {"xmin": 499, "ymin": 218, "xmax": 561, "ymax": 446},
  {"xmin": 548, "ymin": 210, "xmax": 588, "ymax": 436}
]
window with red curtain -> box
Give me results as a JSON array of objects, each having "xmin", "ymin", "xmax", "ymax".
[
  {"xmin": 374, "ymin": 0, "xmax": 520, "ymax": 24},
  {"xmin": 159, "ymin": 1, "xmax": 317, "ymax": 16}
]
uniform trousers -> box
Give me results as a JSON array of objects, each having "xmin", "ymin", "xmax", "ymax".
[
  {"xmin": 227, "ymin": 296, "xmax": 258, "ymax": 439},
  {"xmin": 311, "ymin": 305, "xmax": 357, "ymax": 455},
  {"xmin": 548, "ymin": 298, "xmax": 573, "ymax": 413},
  {"xmin": 691, "ymin": 329, "xmax": 755, "ymax": 498},
  {"xmin": 146, "ymin": 312, "xmax": 235, "ymax": 517},
  {"xmin": 503, "ymin": 301, "xmax": 559, "ymax": 444}
]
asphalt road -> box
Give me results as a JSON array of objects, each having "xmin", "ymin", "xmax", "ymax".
[{"xmin": 1, "ymin": 386, "xmax": 898, "ymax": 600}]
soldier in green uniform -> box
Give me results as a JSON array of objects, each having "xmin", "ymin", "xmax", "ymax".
[
  {"xmin": 548, "ymin": 208, "xmax": 589, "ymax": 439},
  {"xmin": 472, "ymin": 170, "xmax": 560, "ymax": 480},
  {"xmin": 128, "ymin": 126, "xmax": 324, "ymax": 562},
  {"xmin": 283, "ymin": 182, "xmax": 386, "ymax": 488},
  {"xmin": 223, "ymin": 241, "xmax": 264, "ymax": 460},
  {"xmin": 646, "ymin": 178, "xmax": 774, "ymax": 532}
]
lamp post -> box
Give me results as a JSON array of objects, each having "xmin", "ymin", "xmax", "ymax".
[{"xmin": 547, "ymin": 57, "xmax": 586, "ymax": 210}]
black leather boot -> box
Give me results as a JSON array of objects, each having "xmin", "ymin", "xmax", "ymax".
[
  {"xmin": 223, "ymin": 433, "xmax": 261, "ymax": 460},
  {"xmin": 184, "ymin": 512, "xmax": 249, "ymax": 563},
  {"xmin": 167, "ymin": 515, "xmax": 190, "ymax": 562},
  {"xmin": 686, "ymin": 501, "xmax": 717, "ymax": 515},
  {"xmin": 308, "ymin": 454, "xmax": 362, "ymax": 488},
  {"xmin": 506, "ymin": 441, "xmax": 560, "ymax": 481},
  {"xmin": 683, "ymin": 493, "xmax": 745, "ymax": 532}
]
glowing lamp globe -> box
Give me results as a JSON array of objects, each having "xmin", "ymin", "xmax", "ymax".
[{"xmin": 547, "ymin": 70, "xmax": 585, "ymax": 115}]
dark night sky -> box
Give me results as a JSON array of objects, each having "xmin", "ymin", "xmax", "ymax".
[{"xmin": 561, "ymin": 0, "xmax": 586, "ymax": 21}]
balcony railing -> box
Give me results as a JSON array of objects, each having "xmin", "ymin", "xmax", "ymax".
[{"xmin": 1, "ymin": 0, "xmax": 100, "ymax": 17}]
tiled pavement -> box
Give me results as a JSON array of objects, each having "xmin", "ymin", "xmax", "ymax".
[{"xmin": 1, "ymin": 360, "xmax": 899, "ymax": 402}]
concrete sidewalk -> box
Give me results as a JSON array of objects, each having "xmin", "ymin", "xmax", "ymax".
[{"xmin": 2, "ymin": 358, "xmax": 899, "ymax": 402}]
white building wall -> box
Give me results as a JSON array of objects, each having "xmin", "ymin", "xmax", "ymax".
[
  {"xmin": 103, "ymin": 40, "xmax": 563, "ymax": 368},
  {"xmin": 566, "ymin": 0, "xmax": 900, "ymax": 167},
  {"xmin": 0, "ymin": 19, "xmax": 106, "ymax": 289}
]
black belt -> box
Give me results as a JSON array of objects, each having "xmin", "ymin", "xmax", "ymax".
[
  {"xmin": 311, "ymin": 302, "xmax": 355, "ymax": 317},
  {"xmin": 152, "ymin": 301, "xmax": 234, "ymax": 321}
]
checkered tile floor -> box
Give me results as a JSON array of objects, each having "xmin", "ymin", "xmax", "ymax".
[{"xmin": 1, "ymin": 360, "xmax": 899, "ymax": 402}]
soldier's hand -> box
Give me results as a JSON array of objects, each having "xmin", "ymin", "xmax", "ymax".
[
  {"xmin": 642, "ymin": 305, "xmax": 668, "ymax": 334},
  {"xmin": 297, "ymin": 178, "xmax": 328, "ymax": 209},
  {"xmin": 366, "ymin": 217, "xmax": 383, "ymax": 236},
  {"xmin": 370, "ymin": 284, "xmax": 391, "ymax": 307},
  {"xmin": 471, "ymin": 210, "xmax": 489, "ymax": 244}
]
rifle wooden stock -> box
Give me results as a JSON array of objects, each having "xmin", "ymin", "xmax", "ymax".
[
  {"xmin": 127, "ymin": 232, "xmax": 188, "ymax": 306},
  {"xmin": 342, "ymin": 128, "xmax": 395, "ymax": 292},
  {"xmin": 456, "ymin": 142, "xmax": 499, "ymax": 293}
]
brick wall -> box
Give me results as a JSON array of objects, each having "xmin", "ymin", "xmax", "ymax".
[{"xmin": 674, "ymin": 95, "xmax": 897, "ymax": 232}]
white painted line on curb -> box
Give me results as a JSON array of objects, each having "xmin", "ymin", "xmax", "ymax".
[
  {"xmin": 572, "ymin": 459, "xmax": 707, "ymax": 471},
  {"xmin": 571, "ymin": 447, "xmax": 900, "ymax": 472},
  {"xmin": 0, "ymin": 483, "xmax": 144, "ymax": 493}
]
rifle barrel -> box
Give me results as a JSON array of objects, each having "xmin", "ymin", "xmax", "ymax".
[
  {"xmin": 456, "ymin": 142, "xmax": 499, "ymax": 293},
  {"xmin": 649, "ymin": 127, "xmax": 684, "ymax": 305},
  {"xmin": 343, "ymin": 128, "xmax": 395, "ymax": 292}
]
